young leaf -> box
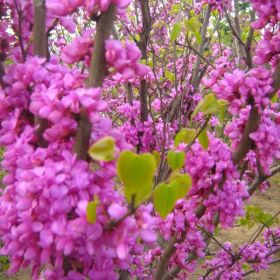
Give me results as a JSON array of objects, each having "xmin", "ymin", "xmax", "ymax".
[
  {"xmin": 191, "ymin": 93, "xmax": 217, "ymax": 119},
  {"xmin": 165, "ymin": 70, "xmax": 175, "ymax": 82},
  {"xmin": 185, "ymin": 16, "xmax": 201, "ymax": 34},
  {"xmin": 153, "ymin": 173, "xmax": 192, "ymax": 218},
  {"xmin": 152, "ymin": 150, "xmax": 161, "ymax": 167},
  {"xmin": 271, "ymin": 93, "xmax": 278, "ymax": 103},
  {"xmin": 170, "ymin": 22, "xmax": 182, "ymax": 42},
  {"xmin": 174, "ymin": 128, "xmax": 196, "ymax": 147},
  {"xmin": 88, "ymin": 136, "xmax": 115, "ymax": 162},
  {"xmin": 170, "ymin": 173, "xmax": 192, "ymax": 199},
  {"xmin": 194, "ymin": 32, "xmax": 202, "ymax": 44},
  {"xmin": 167, "ymin": 150, "xmax": 185, "ymax": 170},
  {"xmin": 117, "ymin": 151, "xmax": 156, "ymax": 204},
  {"xmin": 198, "ymin": 128, "xmax": 209, "ymax": 149},
  {"xmin": 153, "ymin": 183, "xmax": 176, "ymax": 218},
  {"xmin": 86, "ymin": 200, "xmax": 99, "ymax": 224}
]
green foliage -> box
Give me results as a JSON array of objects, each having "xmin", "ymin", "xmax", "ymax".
[
  {"xmin": 0, "ymin": 255, "xmax": 9, "ymax": 273},
  {"xmin": 174, "ymin": 128, "xmax": 196, "ymax": 147},
  {"xmin": 271, "ymin": 93, "xmax": 278, "ymax": 103},
  {"xmin": 167, "ymin": 150, "xmax": 185, "ymax": 170},
  {"xmin": 117, "ymin": 151, "xmax": 156, "ymax": 204},
  {"xmin": 242, "ymin": 263, "xmax": 251, "ymax": 272},
  {"xmin": 238, "ymin": 205, "xmax": 279, "ymax": 228},
  {"xmin": 184, "ymin": 16, "xmax": 202, "ymax": 44},
  {"xmin": 88, "ymin": 136, "xmax": 116, "ymax": 162},
  {"xmin": 153, "ymin": 183, "xmax": 177, "ymax": 218},
  {"xmin": 153, "ymin": 173, "xmax": 192, "ymax": 218},
  {"xmin": 152, "ymin": 150, "xmax": 161, "ymax": 167},
  {"xmin": 170, "ymin": 22, "xmax": 182, "ymax": 42},
  {"xmin": 0, "ymin": 149, "xmax": 5, "ymax": 189},
  {"xmin": 198, "ymin": 128, "xmax": 209, "ymax": 149},
  {"xmin": 170, "ymin": 3, "xmax": 180, "ymax": 15},
  {"xmin": 86, "ymin": 197, "xmax": 99, "ymax": 224},
  {"xmin": 192, "ymin": 93, "xmax": 228, "ymax": 119},
  {"xmin": 169, "ymin": 173, "xmax": 192, "ymax": 198},
  {"xmin": 165, "ymin": 70, "xmax": 175, "ymax": 82}
]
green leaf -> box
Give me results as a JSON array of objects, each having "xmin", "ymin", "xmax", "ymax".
[
  {"xmin": 153, "ymin": 183, "xmax": 176, "ymax": 218},
  {"xmin": 194, "ymin": 32, "xmax": 202, "ymax": 44},
  {"xmin": 170, "ymin": 173, "xmax": 192, "ymax": 199},
  {"xmin": 191, "ymin": 93, "xmax": 228, "ymax": 119},
  {"xmin": 165, "ymin": 70, "xmax": 175, "ymax": 82},
  {"xmin": 242, "ymin": 263, "xmax": 251, "ymax": 272},
  {"xmin": 185, "ymin": 16, "xmax": 201, "ymax": 34},
  {"xmin": 218, "ymin": 102, "xmax": 227, "ymax": 123},
  {"xmin": 88, "ymin": 136, "xmax": 115, "ymax": 162},
  {"xmin": 237, "ymin": 205, "xmax": 279, "ymax": 228},
  {"xmin": 152, "ymin": 150, "xmax": 161, "ymax": 167},
  {"xmin": 153, "ymin": 173, "xmax": 191, "ymax": 218},
  {"xmin": 198, "ymin": 128, "xmax": 209, "ymax": 149},
  {"xmin": 171, "ymin": 3, "xmax": 180, "ymax": 14},
  {"xmin": 86, "ymin": 199, "xmax": 99, "ymax": 224},
  {"xmin": 271, "ymin": 93, "xmax": 278, "ymax": 103},
  {"xmin": 174, "ymin": 128, "xmax": 196, "ymax": 147},
  {"xmin": 167, "ymin": 150, "xmax": 185, "ymax": 170},
  {"xmin": 171, "ymin": 22, "xmax": 182, "ymax": 42},
  {"xmin": 192, "ymin": 93, "xmax": 217, "ymax": 118},
  {"xmin": 117, "ymin": 151, "xmax": 156, "ymax": 204}
]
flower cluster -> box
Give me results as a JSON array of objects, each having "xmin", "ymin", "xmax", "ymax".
[
  {"xmin": 61, "ymin": 30, "xmax": 94, "ymax": 65},
  {"xmin": 118, "ymin": 102, "xmax": 157, "ymax": 151},
  {"xmin": 202, "ymin": 226, "xmax": 280, "ymax": 280},
  {"xmin": 250, "ymin": 108, "xmax": 280, "ymax": 174},
  {"xmin": 253, "ymin": 30, "xmax": 280, "ymax": 65},
  {"xmin": 186, "ymin": 136, "xmax": 248, "ymax": 229},
  {"xmin": 0, "ymin": 138, "xmax": 156, "ymax": 279},
  {"xmin": 105, "ymin": 40, "xmax": 150, "ymax": 83},
  {"xmin": 212, "ymin": 67, "xmax": 272, "ymax": 114},
  {"xmin": 156, "ymin": 199, "xmax": 206, "ymax": 275},
  {"xmin": 251, "ymin": 0, "xmax": 280, "ymax": 29},
  {"xmin": 226, "ymin": 107, "xmax": 280, "ymax": 174},
  {"xmin": 47, "ymin": 0, "xmax": 131, "ymax": 17}
]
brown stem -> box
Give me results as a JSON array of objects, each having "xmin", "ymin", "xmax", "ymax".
[
  {"xmin": 191, "ymin": 4, "xmax": 212, "ymax": 90},
  {"xmin": 153, "ymin": 204, "xmax": 207, "ymax": 280},
  {"xmin": 14, "ymin": 0, "xmax": 26, "ymax": 60},
  {"xmin": 153, "ymin": 233, "xmax": 181, "ymax": 280},
  {"xmin": 33, "ymin": 0, "xmax": 48, "ymax": 57},
  {"xmin": 33, "ymin": 0, "xmax": 48, "ymax": 147},
  {"xmin": 0, "ymin": 61, "xmax": 5, "ymax": 88},
  {"xmin": 138, "ymin": 0, "xmax": 151, "ymax": 122},
  {"xmin": 74, "ymin": 5, "xmax": 116, "ymax": 160},
  {"xmin": 232, "ymin": 105, "xmax": 260, "ymax": 165}
]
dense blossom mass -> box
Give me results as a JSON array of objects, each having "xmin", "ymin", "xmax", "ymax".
[{"xmin": 0, "ymin": 0, "xmax": 280, "ymax": 279}]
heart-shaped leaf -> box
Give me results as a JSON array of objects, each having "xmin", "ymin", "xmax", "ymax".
[
  {"xmin": 167, "ymin": 150, "xmax": 185, "ymax": 170},
  {"xmin": 198, "ymin": 128, "xmax": 209, "ymax": 150},
  {"xmin": 153, "ymin": 183, "xmax": 176, "ymax": 218},
  {"xmin": 88, "ymin": 136, "xmax": 115, "ymax": 162},
  {"xmin": 117, "ymin": 151, "xmax": 156, "ymax": 204},
  {"xmin": 153, "ymin": 173, "xmax": 192, "ymax": 218},
  {"xmin": 174, "ymin": 128, "xmax": 196, "ymax": 147}
]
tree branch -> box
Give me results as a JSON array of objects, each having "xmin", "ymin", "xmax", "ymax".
[
  {"xmin": 232, "ymin": 105, "xmax": 260, "ymax": 165},
  {"xmin": 33, "ymin": 0, "xmax": 48, "ymax": 147},
  {"xmin": 138, "ymin": 0, "xmax": 151, "ymax": 122},
  {"xmin": 191, "ymin": 4, "xmax": 212, "ymax": 90},
  {"xmin": 74, "ymin": 5, "xmax": 116, "ymax": 160}
]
